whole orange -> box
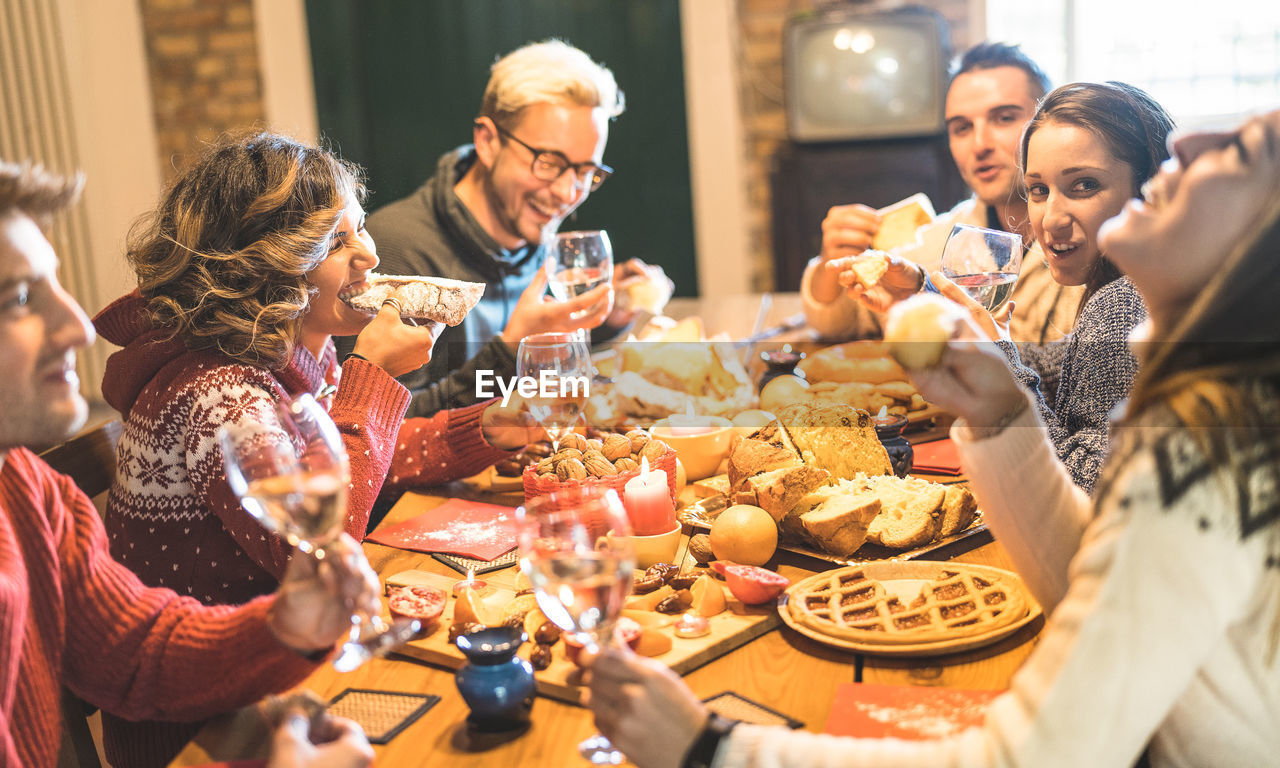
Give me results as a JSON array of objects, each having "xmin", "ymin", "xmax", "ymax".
[{"xmin": 709, "ymin": 504, "xmax": 778, "ymax": 566}]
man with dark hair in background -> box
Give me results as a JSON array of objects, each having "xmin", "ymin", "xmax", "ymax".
[{"xmin": 802, "ymin": 42, "xmax": 1082, "ymax": 369}]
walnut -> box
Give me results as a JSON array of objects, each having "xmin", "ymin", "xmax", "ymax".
[
  {"xmin": 626, "ymin": 429, "xmax": 650, "ymax": 453},
  {"xmin": 614, "ymin": 457, "xmax": 639, "ymax": 473},
  {"xmin": 584, "ymin": 454, "xmax": 618, "ymax": 477},
  {"xmin": 688, "ymin": 534, "xmax": 715, "ymax": 564},
  {"xmin": 602, "ymin": 434, "xmax": 632, "ymax": 461},
  {"xmin": 586, "ymin": 438, "xmax": 604, "ymax": 453},
  {"xmin": 556, "ymin": 458, "xmax": 588, "ymax": 481},
  {"xmin": 640, "ymin": 439, "xmax": 670, "ymax": 462},
  {"xmin": 559, "ymin": 432, "xmax": 588, "ymax": 452},
  {"xmin": 552, "ymin": 447, "xmax": 584, "ymax": 463},
  {"xmin": 536, "ymin": 458, "xmax": 555, "ymax": 475}
]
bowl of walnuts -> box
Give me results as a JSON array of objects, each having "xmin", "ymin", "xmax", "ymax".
[{"xmin": 522, "ymin": 429, "xmax": 676, "ymax": 509}]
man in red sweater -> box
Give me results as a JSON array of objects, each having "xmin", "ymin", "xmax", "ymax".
[{"xmin": 0, "ymin": 163, "xmax": 380, "ymax": 766}]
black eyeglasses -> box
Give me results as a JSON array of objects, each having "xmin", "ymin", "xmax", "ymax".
[{"xmin": 493, "ymin": 124, "xmax": 613, "ymax": 192}]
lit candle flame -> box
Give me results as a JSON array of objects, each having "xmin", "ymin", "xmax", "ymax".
[
  {"xmin": 877, "ymin": 405, "xmax": 888, "ymax": 418},
  {"xmin": 684, "ymin": 401, "xmax": 697, "ymax": 419},
  {"xmin": 639, "ymin": 455, "xmax": 650, "ymax": 478},
  {"xmin": 465, "ymin": 567, "xmax": 475, "ymax": 585}
]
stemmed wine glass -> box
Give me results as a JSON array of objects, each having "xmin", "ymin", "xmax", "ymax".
[
  {"xmin": 516, "ymin": 331, "xmax": 592, "ymax": 452},
  {"xmin": 218, "ymin": 393, "xmax": 421, "ymax": 673},
  {"xmin": 547, "ymin": 230, "xmax": 613, "ymax": 304},
  {"xmin": 517, "ymin": 487, "xmax": 636, "ymax": 765},
  {"xmin": 940, "ymin": 223, "xmax": 1024, "ymax": 312}
]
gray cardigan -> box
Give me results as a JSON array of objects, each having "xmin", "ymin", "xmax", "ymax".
[{"xmin": 1003, "ymin": 276, "xmax": 1147, "ymax": 494}]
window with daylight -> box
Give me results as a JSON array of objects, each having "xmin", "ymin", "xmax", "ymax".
[{"xmin": 985, "ymin": 0, "xmax": 1280, "ymax": 128}]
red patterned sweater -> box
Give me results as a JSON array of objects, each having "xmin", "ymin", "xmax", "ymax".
[
  {"xmin": 92, "ymin": 293, "xmax": 510, "ymax": 766},
  {"xmin": 0, "ymin": 448, "xmax": 318, "ymax": 768}
]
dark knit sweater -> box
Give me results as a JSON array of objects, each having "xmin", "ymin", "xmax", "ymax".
[
  {"xmin": 346, "ymin": 146, "xmax": 534, "ymax": 418},
  {"xmin": 0, "ymin": 448, "xmax": 317, "ymax": 768},
  {"xmin": 1004, "ymin": 276, "xmax": 1147, "ymax": 494},
  {"xmin": 92, "ymin": 292, "xmax": 510, "ymax": 765}
]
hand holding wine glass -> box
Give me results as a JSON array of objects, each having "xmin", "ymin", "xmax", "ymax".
[
  {"xmin": 517, "ymin": 487, "xmax": 636, "ymax": 764},
  {"xmin": 548, "ymin": 230, "xmax": 614, "ymax": 302},
  {"xmin": 219, "ymin": 393, "xmax": 420, "ymax": 672},
  {"xmin": 940, "ymin": 223, "xmax": 1023, "ymax": 312},
  {"xmin": 515, "ymin": 331, "xmax": 592, "ymax": 451}
]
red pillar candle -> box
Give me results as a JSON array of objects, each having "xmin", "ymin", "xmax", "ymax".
[{"xmin": 622, "ymin": 457, "xmax": 676, "ymax": 536}]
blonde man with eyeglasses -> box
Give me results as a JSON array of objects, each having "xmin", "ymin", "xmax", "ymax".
[{"xmin": 352, "ymin": 39, "xmax": 671, "ymax": 418}]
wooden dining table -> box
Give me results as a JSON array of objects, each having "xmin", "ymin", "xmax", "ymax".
[{"xmin": 169, "ymin": 293, "xmax": 1044, "ymax": 767}]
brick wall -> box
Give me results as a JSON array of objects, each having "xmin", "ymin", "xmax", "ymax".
[
  {"xmin": 138, "ymin": 0, "xmax": 265, "ymax": 179},
  {"xmin": 736, "ymin": 0, "xmax": 973, "ymax": 290}
]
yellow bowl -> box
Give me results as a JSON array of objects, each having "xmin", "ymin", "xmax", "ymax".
[{"xmin": 650, "ymin": 416, "xmax": 734, "ymax": 481}]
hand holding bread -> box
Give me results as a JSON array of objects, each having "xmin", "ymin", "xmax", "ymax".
[
  {"xmin": 829, "ymin": 250, "xmax": 928, "ymax": 313},
  {"xmin": 349, "ymin": 301, "xmax": 444, "ymax": 378}
]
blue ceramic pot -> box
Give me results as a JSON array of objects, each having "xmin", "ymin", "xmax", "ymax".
[
  {"xmin": 455, "ymin": 626, "xmax": 536, "ymax": 731},
  {"xmin": 874, "ymin": 414, "xmax": 914, "ymax": 478}
]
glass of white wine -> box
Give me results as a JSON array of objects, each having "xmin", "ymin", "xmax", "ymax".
[
  {"xmin": 516, "ymin": 331, "xmax": 592, "ymax": 452},
  {"xmin": 218, "ymin": 393, "xmax": 420, "ymax": 672},
  {"xmin": 517, "ymin": 487, "xmax": 635, "ymax": 764},
  {"xmin": 940, "ymin": 223, "xmax": 1023, "ymax": 312},
  {"xmin": 548, "ymin": 230, "xmax": 613, "ymax": 302}
]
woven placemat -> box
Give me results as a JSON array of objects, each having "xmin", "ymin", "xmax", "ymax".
[
  {"xmin": 328, "ymin": 689, "xmax": 440, "ymax": 744},
  {"xmin": 431, "ymin": 548, "xmax": 519, "ymax": 575},
  {"xmin": 703, "ymin": 691, "xmax": 802, "ymax": 728}
]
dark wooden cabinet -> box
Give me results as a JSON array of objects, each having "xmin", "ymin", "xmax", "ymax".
[{"xmin": 770, "ymin": 134, "xmax": 968, "ymax": 290}]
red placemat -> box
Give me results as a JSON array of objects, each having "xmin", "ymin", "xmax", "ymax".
[
  {"xmin": 912, "ymin": 437, "xmax": 962, "ymax": 475},
  {"xmin": 367, "ymin": 499, "xmax": 518, "ymax": 560},
  {"xmin": 824, "ymin": 683, "xmax": 1000, "ymax": 740}
]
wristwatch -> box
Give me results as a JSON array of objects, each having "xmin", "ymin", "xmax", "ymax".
[{"xmin": 681, "ymin": 713, "xmax": 739, "ymax": 768}]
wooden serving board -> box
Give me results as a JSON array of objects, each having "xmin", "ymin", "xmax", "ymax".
[{"xmin": 384, "ymin": 568, "xmax": 780, "ymax": 705}]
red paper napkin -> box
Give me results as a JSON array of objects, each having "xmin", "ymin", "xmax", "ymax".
[
  {"xmin": 824, "ymin": 683, "xmax": 1000, "ymax": 740},
  {"xmin": 912, "ymin": 438, "xmax": 962, "ymax": 475},
  {"xmin": 367, "ymin": 499, "xmax": 518, "ymax": 560}
]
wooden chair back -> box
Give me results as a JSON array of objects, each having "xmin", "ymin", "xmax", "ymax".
[{"xmin": 39, "ymin": 419, "xmax": 120, "ymax": 768}]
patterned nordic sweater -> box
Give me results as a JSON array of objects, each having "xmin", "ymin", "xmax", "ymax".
[
  {"xmin": 1003, "ymin": 276, "xmax": 1146, "ymax": 493},
  {"xmin": 0, "ymin": 448, "xmax": 317, "ymax": 768},
  {"xmin": 93, "ymin": 292, "xmax": 510, "ymax": 767}
]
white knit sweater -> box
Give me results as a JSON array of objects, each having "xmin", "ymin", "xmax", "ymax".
[{"xmin": 716, "ymin": 388, "xmax": 1280, "ymax": 768}]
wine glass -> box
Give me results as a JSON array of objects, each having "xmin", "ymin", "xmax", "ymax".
[
  {"xmin": 516, "ymin": 487, "xmax": 636, "ymax": 765},
  {"xmin": 516, "ymin": 331, "xmax": 592, "ymax": 451},
  {"xmin": 548, "ymin": 230, "xmax": 613, "ymax": 304},
  {"xmin": 218, "ymin": 393, "xmax": 421, "ymax": 672},
  {"xmin": 940, "ymin": 223, "xmax": 1024, "ymax": 312}
]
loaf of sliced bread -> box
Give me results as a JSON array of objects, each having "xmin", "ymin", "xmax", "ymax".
[
  {"xmin": 863, "ymin": 474, "xmax": 946, "ymax": 550},
  {"xmin": 734, "ymin": 465, "xmax": 831, "ymax": 523},
  {"xmin": 938, "ymin": 485, "xmax": 978, "ymax": 538},
  {"xmin": 791, "ymin": 481, "xmax": 881, "ymax": 558}
]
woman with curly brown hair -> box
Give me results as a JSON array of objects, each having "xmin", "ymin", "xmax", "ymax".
[{"xmin": 92, "ymin": 131, "xmax": 530, "ymax": 767}]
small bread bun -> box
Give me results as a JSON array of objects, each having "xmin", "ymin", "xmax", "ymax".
[{"xmin": 884, "ymin": 294, "xmax": 965, "ymax": 370}]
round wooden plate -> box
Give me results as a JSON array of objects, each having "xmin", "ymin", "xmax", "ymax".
[{"xmin": 778, "ymin": 561, "xmax": 1042, "ymax": 657}]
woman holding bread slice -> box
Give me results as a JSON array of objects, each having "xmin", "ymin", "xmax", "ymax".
[
  {"xmin": 587, "ymin": 109, "xmax": 1280, "ymax": 768},
  {"xmin": 92, "ymin": 132, "xmax": 532, "ymax": 766},
  {"xmin": 855, "ymin": 82, "xmax": 1173, "ymax": 494}
]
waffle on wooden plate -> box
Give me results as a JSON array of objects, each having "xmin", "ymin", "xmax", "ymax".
[{"xmin": 780, "ymin": 561, "xmax": 1040, "ymax": 656}]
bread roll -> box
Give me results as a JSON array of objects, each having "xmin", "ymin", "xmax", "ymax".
[
  {"xmin": 848, "ymin": 250, "xmax": 889, "ymax": 290},
  {"xmin": 883, "ymin": 293, "xmax": 966, "ymax": 370}
]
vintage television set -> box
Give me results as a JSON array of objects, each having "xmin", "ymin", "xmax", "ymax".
[
  {"xmin": 784, "ymin": 4, "xmax": 951, "ymax": 142},
  {"xmin": 771, "ymin": 5, "xmax": 963, "ymax": 291}
]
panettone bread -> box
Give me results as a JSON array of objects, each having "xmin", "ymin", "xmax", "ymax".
[
  {"xmin": 727, "ymin": 420, "xmax": 804, "ymax": 490},
  {"xmin": 777, "ymin": 403, "xmax": 892, "ymax": 480}
]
